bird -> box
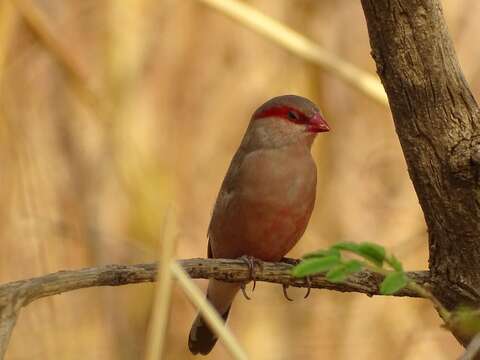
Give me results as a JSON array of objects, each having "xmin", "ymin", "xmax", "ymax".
[{"xmin": 188, "ymin": 95, "xmax": 330, "ymax": 355}]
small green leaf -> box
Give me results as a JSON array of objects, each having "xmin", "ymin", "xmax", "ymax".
[
  {"xmin": 386, "ymin": 254, "xmax": 403, "ymax": 272},
  {"xmin": 380, "ymin": 272, "xmax": 408, "ymax": 295},
  {"xmin": 291, "ymin": 255, "xmax": 340, "ymax": 278},
  {"xmin": 331, "ymin": 242, "xmax": 385, "ymax": 267},
  {"xmin": 326, "ymin": 260, "xmax": 363, "ymax": 283},
  {"xmin": 357, "ymin": 242, "xmax": 386, "ymax": 267},
  {"xmin": 302, "ymin": 248, "xmax": 341, "ymax": 260},
  {"xmin": 331, "ymin": 242, "xmax": 361, "ymax": 253}
]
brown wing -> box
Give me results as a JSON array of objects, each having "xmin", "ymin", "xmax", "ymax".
[
  {"xmin": 206, "ymin": 145, "xmax": 248, "ymax": 259},
  {"xmin": 207, "ymin": 239, "xmax": 213, "ymax": 258}
]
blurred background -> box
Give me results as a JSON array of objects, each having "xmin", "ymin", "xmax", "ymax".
[{"xmin": 2, "ymin": 0, "xmax": 479, "ymax": 358}]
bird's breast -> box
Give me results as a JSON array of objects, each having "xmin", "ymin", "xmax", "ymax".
[{"xmin": 209, "ymin": 145, "xmax": 317, "ymax": 261}]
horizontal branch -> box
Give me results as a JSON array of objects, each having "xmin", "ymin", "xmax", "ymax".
[
  {"xmin": 0, "ymin": 258, "xmax": 431, "ymax": 359},
  {"xmin": 0, "ymin": 258, "xmax": 430, "ymax": 308}
]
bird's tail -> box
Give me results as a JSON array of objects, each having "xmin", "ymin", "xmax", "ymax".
[{"xmin": 188, "ymin": 305, "xmax": 231, "ymax": 355}]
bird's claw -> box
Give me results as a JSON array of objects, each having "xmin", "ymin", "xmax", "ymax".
[
  {"xmin": 239, "ymin": 255, "xmax": 263, "ymax": 300},
  {"xmin": 240, "ymin": 283, "xmax": 251, "ymax": 300},
  {"xmin": 281, "ymin": 257, "xmax": 312, "ymax": 300},
  {"xmin": 304, "ymin": 276, "xmax": 312, "ymax": 299},
  {"xmin": 238, "ymin": 256, "xmax": 312, "ymax": 301},
  {"xmin": 282, "ymin": 284, "xmax": 294, "ymax": 301}
]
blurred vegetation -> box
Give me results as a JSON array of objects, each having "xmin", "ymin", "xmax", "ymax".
[{"xmin": 2, "ymin": 0, "xmax": 479, "ymax": 359}]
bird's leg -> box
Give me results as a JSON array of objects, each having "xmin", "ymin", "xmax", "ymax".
[
  {"xmin": 239, "ymin": 255, "xmax": 264, "ymax": 300},
  {"xmin": 280, "ymin": 257, "xmax": 312, "ymax": 300}
]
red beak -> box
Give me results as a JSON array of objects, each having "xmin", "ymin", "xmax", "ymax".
[{"xmin": 307, "ymin": 113, "xmax": 330, "ymax": 133}]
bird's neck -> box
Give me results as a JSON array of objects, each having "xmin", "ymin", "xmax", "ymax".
[{"xmin": 243, "ymin": 118, "xmax": 316, "ymax": 150}]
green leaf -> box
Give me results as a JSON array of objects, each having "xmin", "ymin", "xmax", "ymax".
[
  {"xmin": 331, "ymin": 242, "xmax": 361, "ymax": 253},
  {"xmin": 386, "ymin": 254, "xmax": 403, "ymax": 272},
  {"xmin": 326, "ymin": 260, "xmax": 363, "ymax": 283},
  {"xmin": 357, "ymin": 242, "xmax": 386, "ymax": 267},
  {"xmin": 380, "ymin": 272, "xmax": 408, "ymax": 295},
  {"xmin": 291, "ymin": 255, "xmax": 340, "ymax": 278},
  {"xmin": 331, "ymin": 241, "xmax": 385, "ymax": 267},
  {"xmin": 302, "ymin": 248, "xmax": 341, "ymax": 260}
]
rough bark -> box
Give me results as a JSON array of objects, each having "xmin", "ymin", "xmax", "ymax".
[{"xmin": 360, "ymin": 0, "xmax": 480, "ymax": 345}]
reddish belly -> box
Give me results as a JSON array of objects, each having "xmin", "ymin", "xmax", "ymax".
[{"xmin": 211, "ymin": 195, "xmax": 315, "ymax": 261}]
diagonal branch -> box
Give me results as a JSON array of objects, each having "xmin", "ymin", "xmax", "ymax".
[
  {"xmin": 360, "ymin": 0, "xmax": 480, "ymax": 346},
  {"xmin": 0, "ymin": 308, "xmax": 18, "ymax": 360}
]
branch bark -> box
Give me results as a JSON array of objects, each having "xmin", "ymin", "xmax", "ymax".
[
  {"xmin": 360, "ymin": 0, "xmax": 480, "ymax": 346},
  {"xmin": 0, "ymin": 258, "xmax": 429, "ymax": 358}
]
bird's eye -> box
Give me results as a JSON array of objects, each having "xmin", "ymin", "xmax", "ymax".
[{"xmin": 287, "ymin": 111, "xmax": 300, "ymax": 121}]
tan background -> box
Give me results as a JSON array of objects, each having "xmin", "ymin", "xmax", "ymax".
[{"xmin": 2, "ymin": 0, "xmax": 478, "ymax": 359}]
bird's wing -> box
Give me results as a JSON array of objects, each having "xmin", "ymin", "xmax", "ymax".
[{"xmin": 206, "ymin": 146, "xmax": 248, "ymax": 257}]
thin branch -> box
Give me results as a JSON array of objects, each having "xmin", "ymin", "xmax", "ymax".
[
  {"xmin": 0, "ymin": 258, "xmax": 430, "ymax": 358},
  {"xmin": 197, "ymin": 0, "xmax": 388, "ymax": 105},
  {"xmin": 0, "ymin": 259, "xmax": 429, "ymax": 305}
]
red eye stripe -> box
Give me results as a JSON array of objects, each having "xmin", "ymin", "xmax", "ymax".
[{"xmin": 252, "ymin": 106, "xmax": 309, "ymax": 124}]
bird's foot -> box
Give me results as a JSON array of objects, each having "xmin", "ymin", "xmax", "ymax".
[
  {"xmin": 239, "ymin": 255, "xmax": 264, "ymax": 300},
  {"xmin": 280, "ymin": 257, "xmax": 312, "ymax": 300}
]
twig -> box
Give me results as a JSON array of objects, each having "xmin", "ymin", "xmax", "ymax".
[
  {"xmin": 196, "ymin": 0, "xmax": 388, "ymax": 106},
  {"xmin": 171, "ymin": 262, "xmax": 248, "ymax": 360},
  {"xmin": 364, "ymin": 263, "xmax": 451, "ymax": 321}
]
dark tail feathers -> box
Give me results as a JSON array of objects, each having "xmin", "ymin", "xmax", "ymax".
[{"xmin": 188, "ymin": 306, "xmax": 231, "ymax": 355}]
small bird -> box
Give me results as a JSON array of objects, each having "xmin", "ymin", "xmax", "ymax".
[{"xmin": 188, "ymin": 95, "xmax": 330, "ymax": 355}]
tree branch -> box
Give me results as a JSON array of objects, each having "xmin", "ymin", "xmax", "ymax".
[
  {"xmin": 0, "ymin": 259, "xmax": 429, "ymax": 307},
  {"xmin": 360, "ymin": 0, "xmax": 480, "ymax": 305},
  {"xmin": 0, "ymin": 258, "xmax": 430, "ymax": 357},
  {"xmin": 0, "ymin": 309, "xmax": 18, "ymax": 360},
  {"xmin": 360, "ymin": 0, "xmax": 480, "ymax": 346},
  {"xmin": 0, "ymin": 258, "xmax": 430, "ymax": 354}
]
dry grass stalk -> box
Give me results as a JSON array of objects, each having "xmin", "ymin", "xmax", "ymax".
[
  {"xmin": 171, "ymin": 262, "xmax": 249, "ymax": 360},
  {"xmin": 145, "ymin": 207, "xmax": 178, "ymax": 360},
  {"xmin": 197, "ymin": 0, "xmax": 388, "ymax": 105},
  {"xmin": 10, "ymin": 0, "xmax": 101, "ymax": 111}
]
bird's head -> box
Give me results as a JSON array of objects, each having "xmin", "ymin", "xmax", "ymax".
[{"xmin": 247, "ymin": 95, "xmax": 330, "ymax": 148}]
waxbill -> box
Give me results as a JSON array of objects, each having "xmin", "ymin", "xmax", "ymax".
[{"xmin": 188, "ymin": 95, "xmax": 330, "ymax": 355}]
